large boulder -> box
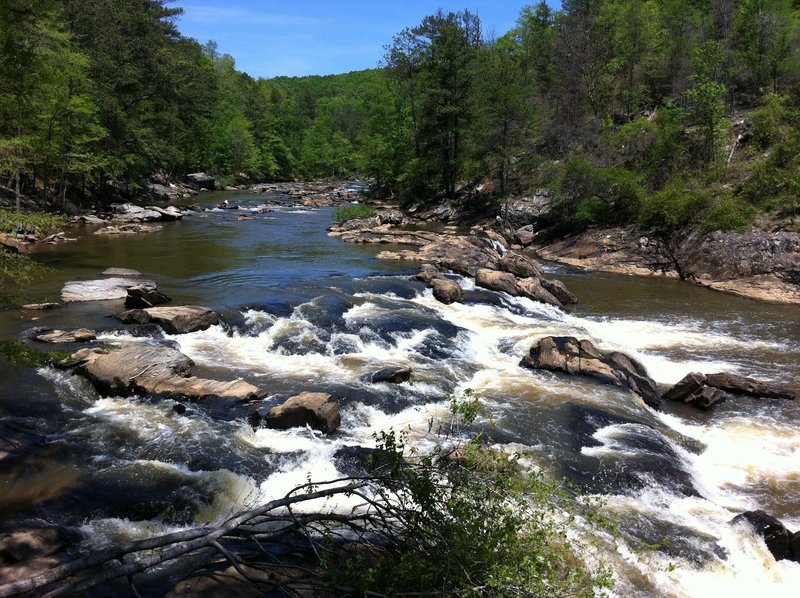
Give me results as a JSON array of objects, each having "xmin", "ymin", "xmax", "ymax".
[
  {"xmin": 66, "ymin": 344, "xmax": 261, "ymax": 401},
  {"xmin": 111, "ymin": 204, "xmax": 164, "ymax": 223},
  {"xmin": 377, "ymin": 210, "xmax": 404, "ymax": 225},
  {"xmin": 732, "ymin": 511, "xmax": 795, "ymax": 561},
  {"xmin": 522, "ymin": 336, "xmax": 660, "ymax": 408},
  {"xmin": 475, "ymin": 268, "xmax": 561, "ymax": 307},
  {"xmin": 186, "ymin": 172, "xmax": 215, "ymax": 191},
  {"xmin": 266, "ymin": 392, "xmax": 340, "ymax": 434},
  {"xmin": 541, "ymin": 279, "xmax": 578, "ymax": 304},
  {"xmin": 499, "ymin": 252, "xmax": 544, "ymax": 279},
  {"xmin": 116, "ymin": 305, "xmax": 219, "ymax": 334},
  {"xmin": 61, "ymin": 278, "xmax": 158, "ymax": 302},
  {"xmin": 431, "ymin": 278, "xmax": 462, "ymax": 304}
]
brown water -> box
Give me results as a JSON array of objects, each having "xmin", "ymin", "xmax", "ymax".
[{"xmin": 1, "ymin": 191, "xmax": 799, "ymax": 596}]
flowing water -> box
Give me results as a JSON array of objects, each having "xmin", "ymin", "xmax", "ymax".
[{"xmin": 1, "ymin": 191, "xmax": 799, "ymax": 596}]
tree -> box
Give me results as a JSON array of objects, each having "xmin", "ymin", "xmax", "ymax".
[
  {"xmin": 385, "ymin": 10, "xmax": 483, "ymax": 198},
  {"xmin": 685, "ymin": 40, "xmax": 728, "ymax": 163}
]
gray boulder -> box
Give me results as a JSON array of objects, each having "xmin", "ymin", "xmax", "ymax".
[
  {"xmin": 266, "ymin": 392, "xmax": 340, "ymax": 434},
  {"xmin": 522, "ymin": 336, "xmax": 660, "ymax": 408}
]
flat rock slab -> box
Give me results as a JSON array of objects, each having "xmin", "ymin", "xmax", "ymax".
[
  {"xmin": 116, "ymin": 305, "xmax": 219, "ymax": 334},
  {"xmin": 102, "ymin": 268, "xmax": 142, "ymax": 277},
  {"xmin": 61, "ymin": 278, "xmax": 158, "ymax": 302},
  {"xmin": 68, "ymin": 344, "xmax": 261, "ymax": 401},
  {"xmin": 33, "ymin": 329, "xmax": 96, "ymax": 344},
  {"xmin": 266, "ymin": 392, "xmax": 340, "ymax": 434}
]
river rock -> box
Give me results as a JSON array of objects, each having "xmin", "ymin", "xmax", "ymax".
[
  {"xmin": 20, "ymin": 303, "xmax": 60, "ymax": 311},
  {"xmin": 732, "ymin": 511, "xmax": 794, "ymax": 561},
  {"xmin": 377, "ymin": 210, "xmax": 403, "ymax": 225},
  {"xmin": 94, "ymin": 223, "xmax": 163, "ymax": 235},
  {"xmin": 61, "ymin": 277, "xmax": 158, "ymax": 302},
  {"xmin": 266, "ymin": 392, "xmax": 340, "ymax": 434},
  {"xmin": 475, "ymin": 268, "xmax": 561, "ymax": 306},
  {"xmin": 522, "ymin": 336, "xmax": 660, "ymax": 408},
  {"xmin": 76, "ymin": 214, "xmax": 106, "ymax": 225},
  {"xmin": 102, "ymin": 267, "xmax": 141, "ymax": 277},
  {"xmin": 541, "ymin": 279, "xmax": 578, "ymax": 304},
  {"xmin": 371, "ymin": 366, "xmax": 412, "ymax": 384},
  {"xmin": 148, "ymin": 206, "xmax": 183, "ymax": 221},
  {"xmin": 116, "ymin": 305, "xmax": 219, "ymax": 334},
  {"xmin": 186, "ymin": 172, "xmax": 215, "ymax": 190},
  {"xmin": 705, "ymin": 372, "xmax": 796, "ymax": 400},
  {"xmin": 68, "ymin": 344, "xmax": 261, "ymax": 401},
  {"xmin": 792, "ymin": 531, "xmax": 800, "ymax": 561},
  {"xmin": 431, "ymin": 278, "xmax": 462, "ymax": 304},
  {"xmin": 475, "ymin": 269, "xmax": 519, "ymax": 296},
  {"xmin": 414, "ymin": 264, "xmax": 442, "ymax": 283},
  {"xmin": 125, "ymin": 285, "xmax": 172, "ymax": 309},
  {"xmin": 499, "ymin": 252, "xmax": 544, "ymax": 279},
  {"xmin": 33, "ymin": 328, "xmax": 96, "ymax": 344},
  {"xmin": 0, "ymin": 528, "xmax": 72, "ymax": 563},
  {"xmin": 111, "ymin": 203, "xmax": 164, "ymax": 223}
]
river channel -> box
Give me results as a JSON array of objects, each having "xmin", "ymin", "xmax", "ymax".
[{"xmin": 1, "ymin": 190, "xmax": 799, "ymax": 596}]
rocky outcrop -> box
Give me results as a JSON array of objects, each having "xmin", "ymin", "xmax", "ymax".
[
  {"xmin": 535, "ymin": 226, "xmax": 800, "ymax": 304},
  {"xmin": 371, "ymin": 366, "xmax": 412, "ymax": 384},
  {"xmin": 475, "ymin": 268, "xmax": 561, "ymax": 306},
  {"xmin": 732, "ymin": 511, "xmax": 798, "ymax": 562},
  {"xmin": 65, "ymin": 344, "xmax": 261, "ymax": 401},
  {"xmin": 116, "ymin": 305, "xmax": 219, "ymax": 334},
  {"xmin": 521, "ymin": 336, "xmax": 660, "ymax": 408},
  {"xmin": 125, "ymin": 285, "xmax": 172, "ymax": 309},
  {"xmin": 431, "ymin": 278, "xmax": 462, "ymax": 304},
  {"xmin": 663, "ymin": 371, "xmax": 795, "ymax": 409},
  {"xmin": 61, "ymin": 277, "xmax": 158, "ymax": 302},
  {"xmin": 32, "ymin": 328, "xmax": 96, "ymax": 344},
  {"xmin": 266, "ymin": 392, "xmax": 340, "ymax": 434}
]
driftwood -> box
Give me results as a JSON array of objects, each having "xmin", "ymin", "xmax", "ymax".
[{"xmin": 0, "ymin": 479, "xmax": 374, "ymax": 598}]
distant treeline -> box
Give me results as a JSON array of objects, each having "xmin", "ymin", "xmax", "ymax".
[{"xmin": 2, "ymin": 1, "xmax": 799, "ymax": 231}]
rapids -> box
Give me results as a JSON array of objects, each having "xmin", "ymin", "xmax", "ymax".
[{"xmin": 1, "ymin": 191, "xmax": 799, "ymax": 596}]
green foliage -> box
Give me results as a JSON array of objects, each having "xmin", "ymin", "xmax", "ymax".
[
  {"xmin": 0, "ymin": 339, "xmax": 67, "ymax": 367},
  {"xmin": 750, "ymin": 94, "xmax": 799, "ymax": 148},
  {"xmin": 330, "ymin": 391, "xmax": 613, "ymax": 597},
  {"xmin": 0, "ymin": 251, "xmax": 49, "ymax": 308},
  {"xmin": 0, "ymin": 208, "xmax": 66, "ymax": 237},
  {"xmin": 332, "ymin": 204, "xmax": 376, "ymax": 224},
  {"xmin": 638, "ymin": 180, "xmax": 711, "ymax": 230},
  {"xmin": 701, "ymin": 195, "xmax": 756, "ymax": 232},
  {"xmin": 553, "ymin": 157, "xmax": 643, "ymax": 232}
]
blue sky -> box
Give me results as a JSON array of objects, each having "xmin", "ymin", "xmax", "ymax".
[{"xmin": 175, "ymin": 1, "xmax": 559, "ymax": 79}]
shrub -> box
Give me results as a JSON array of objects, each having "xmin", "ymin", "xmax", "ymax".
[
  {"xmin": 332, "ymin": 203, "xmax": 377, "ymax": 223},
  {"xmin": 638, "ymin": 180, "xmax": 711, "ymax": 230},
  {"xmin": 0, "ymin": 208, "xmax": 67, "ymax": 237},
  {"xmin": 701, "ymin": 195, "xmax": 755, "ymax": 233}
]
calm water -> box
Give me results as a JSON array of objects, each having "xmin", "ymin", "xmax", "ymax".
[{"xmin": 1, "ymin": 191, "xmax": 799, "ymax": 596}]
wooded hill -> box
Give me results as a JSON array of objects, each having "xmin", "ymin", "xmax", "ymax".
[{"xmin": 1, "ymin": 0, "xmax": 799, "ymax": 234}]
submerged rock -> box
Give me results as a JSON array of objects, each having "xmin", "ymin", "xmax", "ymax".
[
  {"xmin": 66, "ymin": 344, "xmax": 261, "ymax": 401},
  {"xmin": 266, "ymin": 392, "xmax": 340, "ymax": 434},
  {"xmin": 116, "ymin": 305, "xmax": 219, "ymax": 334},
  {"xmin": 371, "ymin": 366, "xmax": 412, "ymax": 384},
  {"xmin": 20, "ymin": 303, "xmax": 60, "ymax": 311},
  {"xmin": 522, "ymin": 336, "xmax": 660, "ymax": 408},
  {"xmin": 732, "ymin": 510, "xmax": 796, "ymax": 562}
]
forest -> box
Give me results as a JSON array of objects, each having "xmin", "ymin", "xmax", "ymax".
[{"xmin": 1, "ymin": 0, "xmax": 800, "ymax": 235}]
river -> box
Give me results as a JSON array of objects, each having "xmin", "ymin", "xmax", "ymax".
[{"xmin": 1, "ymin": 190, "xmax": 799, "ymax": 596}]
